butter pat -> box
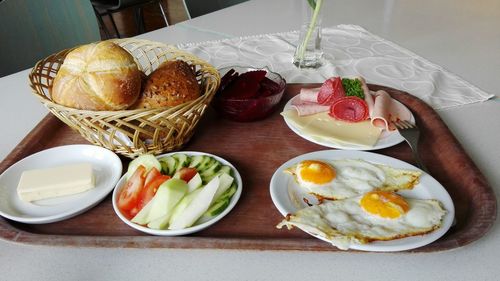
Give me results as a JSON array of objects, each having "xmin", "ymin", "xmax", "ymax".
[{"xmin": 17, "ymin": 163, "xmax": 95, "ymax": 202}]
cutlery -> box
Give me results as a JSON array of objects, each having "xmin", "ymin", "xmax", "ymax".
[{"xmin": 393, "ymin": 120, "xmax": 429, "ymax": 173}]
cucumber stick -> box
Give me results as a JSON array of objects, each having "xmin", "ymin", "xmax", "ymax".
[
  {"xmin": 167, "ymin": 188, "xmax": 202, "ymax": 227},
  {"xmin": 131, "ymin": 178, "xmax": 187, "ymax": 225},
  {"xmin": 187, "ymin": 173, "xmax": 202, "ymax": 193},
  {"xmin": 213, "ymin": 173, "xmax": 234, "ymax": 202},
  {"xmin": 126, "ymin": 154, "xmax": 162, "ymax": 179},
  {"xmin": 169, "ymin": 176, "xmax": 220, "ymax": 230},
  {"xmin": 197, "ymin": 183, "xmax": 237, "ymax": 223}
]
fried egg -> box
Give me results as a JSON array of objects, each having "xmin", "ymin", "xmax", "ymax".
[
  {"xmin": 277, "ymin": 191, "xmax": 446, "ymax": 250},
  {"xmin": 285, "ymin": 159, "xmax": 421, "ymax": 200}
]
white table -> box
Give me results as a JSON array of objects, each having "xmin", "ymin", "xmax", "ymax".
[{"xmin": 1, "ymin": 0, "xmax": 498, "ymax": 280}]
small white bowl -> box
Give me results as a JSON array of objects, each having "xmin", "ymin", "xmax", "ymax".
[{"xmin": 112, "ymin": 151, "xmax": 242, "ymax": 236}]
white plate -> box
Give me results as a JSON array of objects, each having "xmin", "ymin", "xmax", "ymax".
[
  {"xmin": 112, "ymin": 151, "xmax": 242, "ymax": 236},
  {"xmin": 270, "ymin": 150, "xmax": 455, "ymax": 252},
  {"xmin": 0, "ymin": 145, "xmax": 122, "ymax": 224},
  {"xmin": 282, "ymin": 96, "xmax": 415, "ymax": 150}
]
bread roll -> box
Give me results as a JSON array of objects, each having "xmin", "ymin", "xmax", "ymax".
[
  {"xmin": 133, "ymin": 60, "xmax": 200, "ymax": 109},
  {"xmin": 51, "ymin": 41, "xmax": 142, "ymax": 110}
]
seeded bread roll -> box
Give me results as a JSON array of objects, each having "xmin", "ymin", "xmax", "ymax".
[
  {"xmin": 133, "ymin": 60, "xmax": 200, "ymax": 108},
  {"xmin": 51, "ymin": 41, "xmax": 142, "ymax": 110}
]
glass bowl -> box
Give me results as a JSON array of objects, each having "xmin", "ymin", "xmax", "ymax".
[{"xmin": 213, "ymin": 66, "xmax": 286, "ymax": 122}]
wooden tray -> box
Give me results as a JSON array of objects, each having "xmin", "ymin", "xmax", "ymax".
[{"xmin": 0, "ymin": 84, "xmax": 496, "ymax": 252}]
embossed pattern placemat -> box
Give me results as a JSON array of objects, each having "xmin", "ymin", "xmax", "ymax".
[{"xmin": 178, "ymin": 24, "xmax": 494, "ymax": 110}]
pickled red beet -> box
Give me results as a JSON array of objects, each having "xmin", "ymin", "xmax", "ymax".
[
  {"xmin": 220, "ymin": 70, "xmax": 267, "ymax": 99},
  {"xmin": 259, "ymin": 77, "xmax": 280, "ymax": 97},
  {"xmin": 220, "ymin": 69, "xmax": 239, "ymax": 91},
  {"xmin": 215, "ymin": 68, "xmax": 285, "ymax": 121}
]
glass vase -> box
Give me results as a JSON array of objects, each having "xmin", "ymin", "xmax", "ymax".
[{"xmin": 293, "ymin": 0, "xmax": 324, "ymax": 68}]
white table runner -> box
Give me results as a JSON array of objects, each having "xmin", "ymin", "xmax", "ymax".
[{"xmin": 178, "ymin": 24, "xmax": 493, "ymax": 110}]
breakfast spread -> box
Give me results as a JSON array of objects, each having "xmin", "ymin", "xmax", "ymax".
[
  {"xmin": 276, "ymin": 158, "xmax": 447, "ymax": 250},
  {"xmin": 0, "ymin": 39, "xmax": 455, "ymax": 251},
  {"xmin": 282, "ymin": 76, "xmax": 413, "ymax": 147},
  {"xmin": 17, "ymin": 163, "xmax": 95, "ymax": 202},
  {"xmin": 116, "ymin": 153, "xmax": 237, "ymax": 230}
]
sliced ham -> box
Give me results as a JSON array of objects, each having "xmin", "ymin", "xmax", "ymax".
[
  {"xmin": 298, "ymin": 87, "xmax": 320, "ymax": 103},
  {"xmin": 358, "ymin": 76, "xmax": 375, "ymax": 116},
  {"xmin": 291, "ymin": 103, "xmax": 330, "ymax": 116},
  {"xmin": 291, "ymin": 96, "xmax": 329, "ymax": 116},
  {"xmin": 370, "ymin": 90, "xmax": 412, "ymax": 131},
  {"xmin": 290, "ymin": 88, "xmax": 329, "ymax": 116}
]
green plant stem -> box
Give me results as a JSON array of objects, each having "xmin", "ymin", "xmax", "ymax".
[{"xmin": 297, "ymin": 0, "xmax": 323, "ymax": 63}]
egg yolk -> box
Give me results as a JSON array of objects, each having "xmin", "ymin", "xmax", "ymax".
[
  {"xmin": 298, "ymin": 160, "xmax": 336, "ymax": 184},
  {"xmin": 360, "ymin": 191, "xmax": 410, "ymax": 219}
]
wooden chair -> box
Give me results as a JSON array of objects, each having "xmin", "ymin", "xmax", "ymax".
[
  {"xmin": 182, "ymin": 0, "xmax": 248, "ymax": 19},
  {"xmin": 90, "ymin": 0, "xmax": 168, "ymax": 38},
  {"xmin": 0, "ymin": 0, "xmax": 101, "ymax": 77}
]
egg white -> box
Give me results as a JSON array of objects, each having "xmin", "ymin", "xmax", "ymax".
[
  {"xmin": 288, "ymin": 159, "xmax": 421, "ymax": 200},
  {"xmin": 277, "ymin": 195, "xmax": 446, "ymax": 250}
]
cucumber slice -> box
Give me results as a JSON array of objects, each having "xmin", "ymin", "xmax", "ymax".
[
  {"xmin": 201, "ymin": 162, "xmax": 221, "ymax": 183},
  {"xmin": 208, "ymin": 198, "xmax": 230, "ymax": 216},
  {"xmin": 126, "ymin": 154, "xmax": 161, "ymax": 180},
  {"xmin": 218, "ymin": 165, "xmax": 232, "ymax": 176},
  {"xmin": 160, "ymin": 161, "xmax": 169, "ymax": 175},
  {"xmin": 198, "ymin": 198, "xmax": 230, "ymax": 223},
  {"xmin": 197, "ymin": 156, "xmax": 214, "ymax": 171},
  {"xmin": 220, "ymin": 183, "xmax": 237, "ymax": 201},
  {"xmin": 188, "ymin": 155, "xmax": 205, "ymax": 169},
  {"xmin": 159, "ymin": 156, "xmax": 177, "ymax": 176},
  {"xmin": 173, "ymin": 153, "xmax": 189, "ymax": 172},
  {"xmin": 160, "ymin": 156, "xmax": 177, "ymax": 176}
]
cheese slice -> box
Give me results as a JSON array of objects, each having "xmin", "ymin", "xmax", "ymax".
[
  {"xmin": 17, "ymin": 163, "xmax": 95, "ymax": 202},
  {"xmin": 282, "ymin": 110, "xmax": 382, "ymax": 147}
]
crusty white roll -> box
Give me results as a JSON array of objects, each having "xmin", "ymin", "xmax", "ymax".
[{"xmin": 51, "ymin": 41, "xmax": 142, "ymax": 110}]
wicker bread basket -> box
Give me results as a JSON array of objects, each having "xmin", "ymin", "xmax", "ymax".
[{"xmin": 28, "ymin": 39, "xmax": 220, "ymax": 158}]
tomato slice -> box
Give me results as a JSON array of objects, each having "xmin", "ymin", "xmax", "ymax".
[
  {"xmin": 317, "ymin": 77, "xmax": 346, "ymax": 105},
  {"xmin": 329, "ymin": 96, "xmax": 369, "ymax": 122},
  {"xmin": 137, "ymin": 174, "xmax": 171, "ymax": 211},
  {"xmin": 144, "ymin": 167, "xmax": 162, "ymax": 186},
  {"xmin": 177, "ymin": 167, "xmax": 198, "ymax": 182},
  {"xmin": 117, "ymin": 165, "xmax": 146, "ymax": 217}
]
